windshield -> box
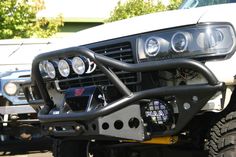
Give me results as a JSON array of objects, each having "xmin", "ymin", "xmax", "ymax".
[{"xmin": 180, "ymin": 0, "xmax": 236, "ymax": 9}]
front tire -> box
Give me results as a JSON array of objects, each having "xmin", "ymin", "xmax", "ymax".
[{"xmin": 206, "ymin": 111, "xmax": 236, "ymax": 157}]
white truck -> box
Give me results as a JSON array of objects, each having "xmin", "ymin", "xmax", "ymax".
[{"xmin": 26, "ymin": 0, "xmax": 236, "ymax": 156}]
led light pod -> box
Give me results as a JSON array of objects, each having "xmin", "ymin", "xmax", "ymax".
[
  {"xmin": 72, "ymin": 57, "xmax": 87, "ymax": 75},
  {"xmin": 39, "ymin": 61, "xmax": 48, "ymax": 75},
  {"xmin": 58, "ymin": 59, "xmax": 70, "ymax": 77},
  {"xmin": 45, "ymin": 61, "xmax": 56, "ymax": 79}
]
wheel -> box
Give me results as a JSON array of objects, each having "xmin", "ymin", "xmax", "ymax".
[
  {"xmin": 206, "ymin": 111, "xmax": 236, "ymax": 157},
  {"xmin": 52, "ymin": 139, "xmax": 87, "ymax": 157}
]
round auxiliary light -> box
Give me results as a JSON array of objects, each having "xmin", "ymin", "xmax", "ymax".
[
  {"xmin": 72, "ymin": 57, "xmax": 86, "ymax": 75},
  {"xmin": 39, "ymin": 61, "xmax": 48, "ymax": 74},
  {"xmin": 58, "ymin": 59, "xmax": 70, "ymax": 77},
  {"xmin": 145, "ymin": 37, "xmax": 161, "ymax": 56},
  {"xmin": 4, "ymin": 82, "xmax": 17, "ymax": 96},
  {"xmin": 45, "ymin": 61, "xmax": 56, "ymax": 79},
  {"xmin": 171, "ymin": 32, "xmax": 190, "ymax": 53}
]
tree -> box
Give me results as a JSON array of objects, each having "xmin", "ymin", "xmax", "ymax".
[
  {"xmin": 0, "ymin": 0, "xmax": 63, "ymax": 39},
  {"xmin": 107, "ymin": 0, "xmax": 183, "ymax": 22}
]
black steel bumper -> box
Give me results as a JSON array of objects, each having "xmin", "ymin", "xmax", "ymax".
[{"xmin": 31, "ymin": 46, "xmax": 223, "ymax": 137}]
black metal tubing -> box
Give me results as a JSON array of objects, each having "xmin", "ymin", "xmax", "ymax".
[
  {"xmin": 94, "ymin": 54, "xmax": 219, "ymax": 86},
  {"xmin": 32, "ymin": 46, "xmax": 133, "ymax": 108},
  {"xmin": 38, "ymin": 84, "xmax": 222, "ymax": 122},
  {"xmin": 31, "ymin": 46, "xmax": 220, "ymax": 123}
]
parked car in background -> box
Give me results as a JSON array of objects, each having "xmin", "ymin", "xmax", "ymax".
[
  {"xmin": 0, "ymin": 39, "xmax": 54, "ymax": 141},
  {"xmin": 0, "ymin": 70, "xmax": 41, "ymax": 141}
]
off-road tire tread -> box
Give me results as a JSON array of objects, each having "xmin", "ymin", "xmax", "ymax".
[{"xmin": 207, "ymin": 111, "xmax": 236, "ymax": 157}]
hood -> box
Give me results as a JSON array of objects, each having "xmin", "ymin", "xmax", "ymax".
[
  {"xmin": 0, "ymin": 64, "xmax": 31, "ymax": 74},
  {"xmin": 0, "ymin": 70, "xmax": 31, "ymax": 79},
  {"xmin": 45, "ymin": 3, "xmax": 236, "ymax": 53},
  {"xmin": 44, "ymin": 6, "xmax": 209, "ymax": 52},
  {"xmin": 198, "ymin": 3, "xmax": 236, "ymax": 26},
  {"xmin": 0, "ymin": 38, "xmax": 55, "ymax": 66},
  {"xmin": 72, "ymin": 7, "xmax": 207, "ymax": 45}
]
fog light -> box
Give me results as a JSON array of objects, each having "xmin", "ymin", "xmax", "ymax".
[
  {"xmin": 145, "ymin": 100, "xmax": 171, "ymax": 125},
  {"xmin": 171, "ymin": 32, "xmax": 190, "ymax": 53},
  {"xmin": 58, "ymin": 59, "xmax": 70, "ymax": 77},
  {"xmin": 4, "ymin": 82, "xmax": 17, "ymax": 96},
  {"xmin": 72, "ymin": 57, "xmax": 87, "ymax": 75},
  {"xmin": 145, "ymin": 37, "xmax": 161, "ymax": 56},
  {"xmin": 45, "ymin": 61, "xmax": 56, "ymax": 79}
]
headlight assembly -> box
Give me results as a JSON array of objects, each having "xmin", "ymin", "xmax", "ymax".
[
  {"xmin": 4, "ymin": 82, "xmax": 18, "ymax": 96},
  {"xmin": 138, "ymin": 23, "xmax": 236, "ymax": 61}
]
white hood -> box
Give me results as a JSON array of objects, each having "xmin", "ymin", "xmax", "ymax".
[
  {"xmin": 0, "ymin": 38, "xmax": 55, "ymax": 72},
  {"xmin": 45, "ymin": 3, "xmax": 236, "ymax": 52},
  {"xmin": 45, "ymin": 6, "xmax": 209, "ymax": 52}
]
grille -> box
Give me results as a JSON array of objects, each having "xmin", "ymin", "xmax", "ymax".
[
  {"xmin": 17, "ymin": 89, "xmax": 26, "ymax": 100},
  {"xmin": 57, "ymin": 42, "xmax": 139, "ymax": 90}
]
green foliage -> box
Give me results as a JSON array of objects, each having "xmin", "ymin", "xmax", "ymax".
[
  {"xmin": 0, "ymin": 0, "xmax": 63, "ymax": 39},
  {"xmin": 107, "ymin": 0, "xmax": 183, "ymax": 22},
  {"xmin": 167, "ymin": 0, "xmax": 183, "ymax": 10},
  {"xmin": 33, "ymin": 15, "xmax": 63, "ymax": 38}
]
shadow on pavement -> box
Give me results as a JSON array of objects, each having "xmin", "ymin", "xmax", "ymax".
[{"xmin": 0, "ymin": 137, "xmax": 52, "ymax": 156}]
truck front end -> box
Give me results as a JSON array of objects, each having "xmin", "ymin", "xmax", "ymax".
[{"xmin": 29, "ymin": 2, "xmax": 236, "ymax": 157}]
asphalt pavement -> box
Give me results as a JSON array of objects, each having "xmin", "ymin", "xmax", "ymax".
[
  {"xmin": 0, "ymin": 138, "xmax": 207, "ymax": 157},
  {"xmin": 0, "ymin": 138, "xmax": 52, "ymax": 157}
]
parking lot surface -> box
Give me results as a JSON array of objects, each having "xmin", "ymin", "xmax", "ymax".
[{"xmin": 0, "ymin": 138, "xmax": 52, "ymax": 157}]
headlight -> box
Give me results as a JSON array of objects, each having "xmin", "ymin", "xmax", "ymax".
[
  {"xmin": 171, "ymin": 32, "xmax": 191, "ymax": 53},
  {"xmin": 145, "ymin": 37, "xmax": 161, "ymax": 56},
  {"xmin": 45, "ymin": 61, "xmax": 56, "ymax": 79},
  {"xmin": 4, "ymin": 82, "xmax": 17, "ymax": 96},
  {"xmin": 72, "ymin": 57, "xmax": 87, "ymax": 75},
  {"xmin": 138, "ymin": 23, "xmax": 236, "ymax": 61},
  {"xmin": 58, "ymin": 59, "xmax": 70, "ymax": 77}
]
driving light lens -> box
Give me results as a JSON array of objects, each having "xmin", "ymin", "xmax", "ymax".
[
  {"xmin": 145, "ymin": 37, "xmax": 160, "ymax": 56},
  {"xmin": 171, "ymin": 32, "xmax": 190, "ymax": 53},
  {"xmin": 58, "ymin": 59, "xmax": 70, "ymax": 77},
  {"xmin": 72, "ymin": 57, "xmax": 86, "ymax": 75},
  {"xmin": 39, "ymin": 61, "xmax": 48, "ymax": 74},
  {"xmin": 4, "ymin": 82, "xmax": 17, "ymax": 96},
  {"xmin": 45, "ymin": 61, "xmax": 56, "ymax": 79}
]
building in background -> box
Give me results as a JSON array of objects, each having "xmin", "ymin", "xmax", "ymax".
[
  {"xmin": 37, "ymin": 0, "xmax": 170, "ymax": 37},
  {"xmin": 37, "ymin": 0, "xmax": 122, "ymax": 37}
]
